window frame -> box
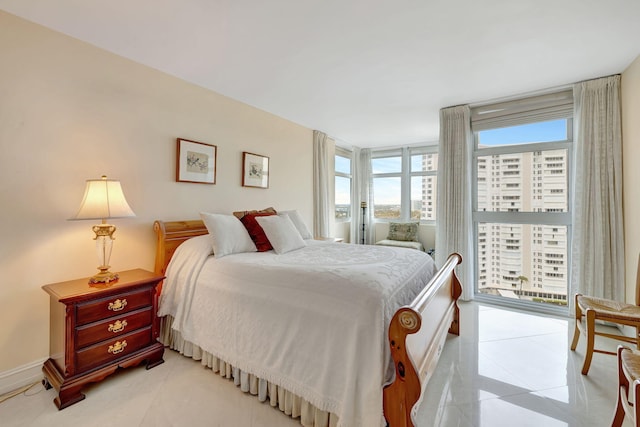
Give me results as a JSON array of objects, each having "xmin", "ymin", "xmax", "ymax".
[
  {"xmin": 371, "ymin": 145, "xmax": 438, "ymax": 223},
  {"xmin": 335, "ymin": 147, "xmax": 352, "ymax": 222},
  {"xmin": 473, "ymin": 129, "xmax": 573, "ymax": 225},
  {"xmin": 371, "ymin": 148, "xmax": 403, "ymax": 221},
  {"xmin": 472, "ymin": 117, "xmax": 574, "ymax": 315},
  {"xmin": 410, "ymin": 145, "xmax": 438, "ymax": 223}
]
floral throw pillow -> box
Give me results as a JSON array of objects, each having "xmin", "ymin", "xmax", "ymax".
[{"xmin": 387, "ymin": 222, "xmax": 419, "ymax": 242}]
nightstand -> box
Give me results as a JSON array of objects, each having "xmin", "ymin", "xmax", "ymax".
[{"xmin": 41, "ymin": 269, "xmax": 165, "ymax": 410}]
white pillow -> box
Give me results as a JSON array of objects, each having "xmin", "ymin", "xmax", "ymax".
[
  {"xmin": 200, "ymin": 212, "xmax": 257, "ymax": 258},
  {"xmin": 278, "ymin": 210, "xmax": 313, "ymax": 240},
  {"xmin": 255, "ymin": 214, "xmax": 306, "ymax": 254}
]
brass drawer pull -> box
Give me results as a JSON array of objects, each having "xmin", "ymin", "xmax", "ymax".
[
  {"xmin": 107, "ymin": 299, "xmax": 127, "ymax": 312},
  {"xmin": 108, "ymin": 340, "xmax": 127, "ymax": 355},
  {"xmin": 108, "ymin": 320, "xmax": 127, "ymax": 333}
]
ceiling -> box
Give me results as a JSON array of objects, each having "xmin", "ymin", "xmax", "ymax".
[{"xmin": 1, "ymin": 1, "xmax": 639, "ymax": 148}]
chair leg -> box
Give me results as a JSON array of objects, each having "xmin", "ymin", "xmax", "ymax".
[
  {"xmin": 570, "ymin": 294, "xmax": 582, "ymax": 351},
  {"xmin": 612, "ymin": 394, "xmax": 626, "ymax": 427},
  {"xmin": 612, "ymin": 347, "xmax": 629, "ymax": 427},
  {"xmin": 582, "ymin": 309, "xmax": 596, "ymax": 375}
]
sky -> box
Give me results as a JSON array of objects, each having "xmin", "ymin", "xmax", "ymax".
[{"xmin": 479, "ymin": 119, "xmax": 567, "ymax": 146}]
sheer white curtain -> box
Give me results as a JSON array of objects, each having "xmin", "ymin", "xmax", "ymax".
[
  {"xmin": 350, "ymin": 148, "xmax": 374, "ymax": 244},
  {"xmin": 570, "ymin": 75, "xmax": 624, "ymax": 308},
  {"xmin": 436, "ymin": 105, "xmax": 474, "ymax": 300},
  {"xmin": 313, "ymin": 130, "xmax": 334, "ymax": 238}
]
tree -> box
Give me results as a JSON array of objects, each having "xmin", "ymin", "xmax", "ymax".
[{"xmin": 517, "ymin": 275, "xmax": 529, "ymax": 295}]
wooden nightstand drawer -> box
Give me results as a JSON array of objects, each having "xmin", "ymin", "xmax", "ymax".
[
  {"xmin": 76, "ymin": 288, "xmax": 152, "ymax": 326},
  {"xmin": 42, "ymin": 269, "xmax": 165, "ymax": 410},
  {"xmin": 75, "ymin": 307, "xmax": 153, "ymax": 349},
  {"xmin": 76, "ymin": 326, "xmax": 153, "ymax": 372}
]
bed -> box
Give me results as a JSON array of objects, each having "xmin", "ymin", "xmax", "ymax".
[{"xmin": 153, "ymin": 218, "xmax": 462, "ymax": 427}]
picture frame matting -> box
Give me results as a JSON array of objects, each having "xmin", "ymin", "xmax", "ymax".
[
  {"xmin": 242, "ymin": 152, "xmax": 269, "ymax": 189},
  {"xmin": 176, "ymin": 138, "xmax": 217, "ymax": 184}
]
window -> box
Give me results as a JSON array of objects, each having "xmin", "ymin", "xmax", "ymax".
[
  {"xmin": 372, "ymin": 152, "xmax": 401, "ymax": 219},
  {"xmin": 335, "ymin": 148, "xmax": 351, "ymax": 220},
  {"xmin": 411, "ymin": 147, "xmax": 438, "ymax": 221},
  {"xmin": 371, "ymin": 146, "xmax": 438, "ymax": 221},
  {"xmin": 472, "ymin": 90, "xmax": 573, "ymax": 313}
]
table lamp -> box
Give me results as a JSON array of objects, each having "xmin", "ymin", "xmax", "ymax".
[{"xmin": 71, "ymin": 175, "xmax": 136, "ymax": 285}]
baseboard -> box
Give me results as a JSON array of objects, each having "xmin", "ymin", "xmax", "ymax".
[{"xmin": 0, "ymin": 358, "xmax": 47, "ymax": 396}]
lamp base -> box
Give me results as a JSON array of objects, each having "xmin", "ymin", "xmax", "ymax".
[{"xmin": 88, "ymin": 269, "xmax": 119, "ymax": 286}]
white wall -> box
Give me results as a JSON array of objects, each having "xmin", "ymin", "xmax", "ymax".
[
  {"xmin": 0, "ymin": 11, "xmax": 313, "ymax": 377},
  {"xmin": 622, "ymin": 55, "xmax": 640, "ymax": 303},
  {"xmin": 333, "ymin": 221, "xmax": 351, "ymax": 243}
]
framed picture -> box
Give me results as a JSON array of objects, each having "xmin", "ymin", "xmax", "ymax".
[
  {"xmin": 242, "ymin": 152, "xmax": 269, "ymax": 188},
  {"xmin": 176, "ymin": 138, "xmax": 217, "ymax": 184}
]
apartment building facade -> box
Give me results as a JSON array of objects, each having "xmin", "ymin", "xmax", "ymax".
[{"xmin": 476, "ymin": 148, "xmax": 569, "ymax": 303}]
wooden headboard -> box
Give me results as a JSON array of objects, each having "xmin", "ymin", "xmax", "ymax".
[{"xmin": 153, "ymin": 220, "xmax": 208, "ymax": 276}]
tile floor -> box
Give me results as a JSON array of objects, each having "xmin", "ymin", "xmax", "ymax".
[{"xmin": 0, "ymin": 302, "xmax": 631, "ymax": 426}]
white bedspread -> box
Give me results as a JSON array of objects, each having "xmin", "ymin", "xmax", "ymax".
[{"xmin": 159, "ymin": 237, "xmax": 436, "ymax": 427}]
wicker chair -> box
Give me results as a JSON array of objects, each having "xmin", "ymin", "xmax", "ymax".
[
  {"xmin": 570, "ymin": 255, "xmax": 640, "ymax": 375},
  {"xmin": 612, "ymin": 346, "xmax": 640, "ymax": 427}
]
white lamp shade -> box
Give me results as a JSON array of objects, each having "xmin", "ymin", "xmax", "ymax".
[{"xmin": 72, "ymin": 176, "xmax": 136, "ymax": 220}]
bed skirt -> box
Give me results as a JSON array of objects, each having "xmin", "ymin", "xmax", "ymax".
[{"xmin": 160, "ymin": 316, "xmax": 339, "ymax": 427}]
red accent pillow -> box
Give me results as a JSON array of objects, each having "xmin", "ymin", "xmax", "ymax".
[{"xmin": 240, "ymin": 212, "xmax": 275, "ymax": 251}]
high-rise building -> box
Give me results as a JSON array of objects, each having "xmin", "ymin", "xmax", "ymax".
[
  {"xmin": 420, "ymin": 153, "xmax": 437, "ymax": 220},
  {"xmin": 394, "ymin": 148, "xmax": 567, "ymax": 304},
  {"xmin": 476, "ymin": 149, "xmax": 568, "ymax": 303}
]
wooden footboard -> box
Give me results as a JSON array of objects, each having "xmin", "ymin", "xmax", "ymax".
[{"xmin": 383, "ymin": 253, "xmax": 462, "ymax": 427}]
